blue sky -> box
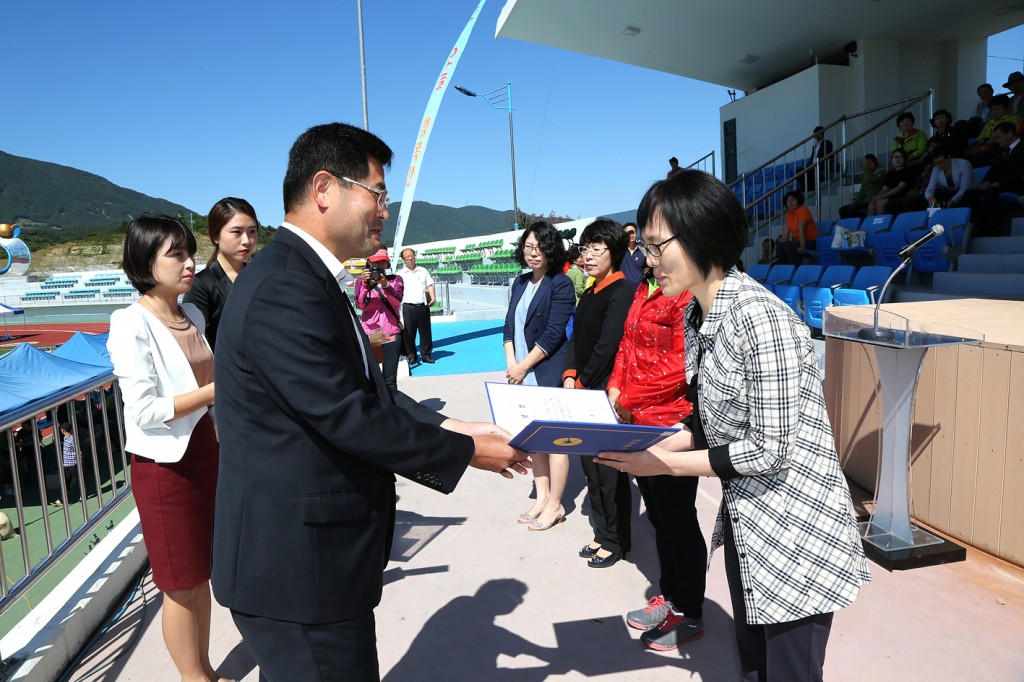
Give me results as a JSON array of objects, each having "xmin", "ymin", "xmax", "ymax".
[{"xmin": 1, "ymin": 2, "xmax": 1021, "ymax": 229}]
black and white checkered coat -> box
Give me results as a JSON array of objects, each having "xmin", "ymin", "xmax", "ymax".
[{"xmin": 686, "ymin": 268, "xmax": 871, "ymax": 625}]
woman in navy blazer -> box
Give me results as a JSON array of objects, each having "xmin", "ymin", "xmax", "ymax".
[{"xmin": 503, "ymin": 221, "xmax": 575, "ymax": 531}]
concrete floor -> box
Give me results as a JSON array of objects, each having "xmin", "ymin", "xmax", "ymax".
[{"xmin": 70, "ymin": 371, "xmax": 1024, "ymax": 681}]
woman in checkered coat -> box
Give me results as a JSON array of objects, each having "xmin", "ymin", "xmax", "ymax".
[{"xmin": 599, "ymin": 170, "xmax": 871, "ymax": 682}]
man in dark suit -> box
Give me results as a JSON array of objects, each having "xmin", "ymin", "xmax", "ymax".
[
  {"xmin": 212, "ymin": 123, "xmax": 529, "ymax": 681},
  {"xmin": 978, "ymin": 121, "xmax": 1024, "ymax": 236},
  {"xmin": 804, "ymin": 125, "xmax": 834, "ymax": 192}
]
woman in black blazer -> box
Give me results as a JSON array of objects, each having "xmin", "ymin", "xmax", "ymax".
[
  {"xmin": 183, "ymin": 197, "xmax": 259, "ymax": 350},
  {"xmin": 563, "ymin": 218, "xmax": 633, "ymax": 567},
  {"xmin": 503, "ymin": 221, "xmax": 575, "ymax": 531}
]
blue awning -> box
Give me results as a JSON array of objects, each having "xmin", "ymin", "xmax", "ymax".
[{"xmin": 0, "ymin": 340, "xmax": 112, "ymax": 420}]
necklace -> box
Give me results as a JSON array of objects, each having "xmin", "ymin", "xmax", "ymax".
[{"xmin": 142, "ymin": 297, "xmax": 193, "ymax": 331}]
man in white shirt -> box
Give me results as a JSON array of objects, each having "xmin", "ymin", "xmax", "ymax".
[{"xmin": 397, "ymin": 248, "xmax": 436, "ymax": 363}]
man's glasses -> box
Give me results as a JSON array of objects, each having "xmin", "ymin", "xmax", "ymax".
[
  {"xmin": 328, "ymin": 171, "xmax": 389, "ymax": 210},
  {"xmin": 637, "ymin": 236, "xmax": 677, "ymax": 258}
]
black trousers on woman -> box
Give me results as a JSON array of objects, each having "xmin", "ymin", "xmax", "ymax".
[
  {"xmin": 723, "ymin": 518, "xmax": 833, "ymax": 682},
  {"xmin": 580, "ymin": 456, "xmax": 631, "ymax": 555},
  {"xmin": 636, "ymin": 474, "xmax": 706, "ymax": 618}
]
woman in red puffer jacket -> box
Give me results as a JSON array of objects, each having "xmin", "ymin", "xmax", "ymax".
[{"xmin": 606, "ymin": 271, "xmax": 708, "ymax": 651}]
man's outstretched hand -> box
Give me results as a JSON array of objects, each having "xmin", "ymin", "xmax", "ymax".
[{"xmin": 441, "ymin": 419, "xmax": 531, "ymax": 479}]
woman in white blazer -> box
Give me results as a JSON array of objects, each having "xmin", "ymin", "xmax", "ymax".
[{"xmin": 107, "ymin": 214, "xmax": 228, "ymax": 682}]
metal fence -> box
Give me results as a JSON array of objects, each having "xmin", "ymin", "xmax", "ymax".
[{"xmin": 0, "ymin": 377, "xmax": 130, "ymax": 617}]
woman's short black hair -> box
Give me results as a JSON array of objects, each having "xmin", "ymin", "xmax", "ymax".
[
  {"xmin": 896, "ymin": 111, "xmax": 915, "ymax": 126},
  {"xmin": 890, "ymin": 148, "xmax": 908, "ymax": 164},
  {"xmin": 515, "ymin": 220, "xmax": 567, "ymax": 276},
  {"xmin": 123, "ymin": 213, "xmax": 196, "ymax": 294},
  {"xmin": 783, "ymin": 190, "xmax": 805, "ymax": 206},
  {"xmin": 636, "ymin": 170, "xmax": 748, "ymax": 279},
  {"xmin": 579, "ymin": 219, "xmax": 628, "ymax": 272}
]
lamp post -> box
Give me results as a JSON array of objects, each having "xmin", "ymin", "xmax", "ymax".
[{"xmin": 455, "ymin": 82, "xmax": 520, "ymax": 230}]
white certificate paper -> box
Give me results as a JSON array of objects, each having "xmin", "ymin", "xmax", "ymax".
[{"xmin": 485, "ymin": 382, "xmax": 617, "ymax": 435}]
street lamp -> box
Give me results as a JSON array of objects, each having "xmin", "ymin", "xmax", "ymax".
[{"xmin": 455, "ymin": 82, "xmax": 520, "ymax": 230}]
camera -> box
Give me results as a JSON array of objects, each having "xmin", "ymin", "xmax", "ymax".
[{"xmin": 368, "ymin": 265, "xmax": 386, "ymax": 282}]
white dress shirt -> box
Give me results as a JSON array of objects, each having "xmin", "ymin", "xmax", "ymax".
[{"xmin": 397, "ymin": 266, "xmax": 434, "ymax": 305}]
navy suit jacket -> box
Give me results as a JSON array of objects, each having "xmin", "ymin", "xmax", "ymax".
[
  {"xmin": 212, "ymin": 227, "xmax": 474, "ymax": 625},
  {"xmin": 502, "ymin": 272, "xmax": 575, "ymax": 387}
]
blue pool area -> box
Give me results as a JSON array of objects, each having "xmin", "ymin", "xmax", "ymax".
[{"xmin": 407, "ymin": 319, "xmax": 507, "ymax": 376}]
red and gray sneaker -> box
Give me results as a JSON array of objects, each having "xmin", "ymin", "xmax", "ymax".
[
  {"xmin": 626, "ymin": 595, "xmax": 674, "ymax": 631},
  {"xmin": 640, "ymin": 609, "xmax": 704, "ymax": 651}
]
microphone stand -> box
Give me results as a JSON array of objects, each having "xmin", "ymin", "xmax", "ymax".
[{"xmin": 857, "ymin": 258, "xmax": 911, "ymax": 341}]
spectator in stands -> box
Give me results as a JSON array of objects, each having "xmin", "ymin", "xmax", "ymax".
[
  {"xmin": 564, "ymin": 219, "xmax": 633, "ymax": 569},
  {"xmin": 607, "ymin": 263, "xmax": 707, "ymax": 652},
  {"xmin": 970, "ymin": 83, "xmax": 995, "ymax": 138},
  {"xmin": 397, "ymin": 248, "xmax": 436, "ymax": 364},
  {"xmin": 758, "ymin": 238, "xmax": 774, "ymax": 265},
  {"xmin": 106, "ymin": 214, "xmax": 224, "ymax": 682},
  {"xmin": 930, "ymin": 109, "xmax": 967, "ymax": 158},
  {"xmin": 971, "ymin": 95, "xmax": 1021, "ymax": 166},
  {"xmin": 867, "ymin": 149, "xmax": 916, "ymax": 216},
  {"xmin": 1005, "ymin": 71, "xmax": 1024, "ymax": 117},
  {"xmin": 183, "ymin": 197, "xmax": 259, "ymax": 351},
  {"xmin": 804, "ymin": 126, "xmax": 834, "ymax": 192},
  {"xmin": 503, "ymin": 221, "xmax": 574, "ymax": 532},
  {"xmin": 925, "ymin": 145, "xmax": 979, "ymax": 210},
  {"xmin": 566, "ymin": 244, "xmax": 587, "ymax": 302},
  {"xmin": 776, "ymin": 191, "xmax": 818, "ymax": 265},
  {"xmin": 978, "ymin": 121, "xmax": 1024, "ymax": 236},
  {"xmin": 50, "ymin": 422, "xmax": 79, "ymax": 507},
  {"xmin": 891, "ymin": 112, "xmax": 928, "ymax": 164},
  {"xmin": 355, "ymin": 249, "xmax": 405, "ymax": 391},
  {"xmin": 838, "ymin": 154, "xmax": 884, "ymax": 218},
  {"xmin": 599, "ymin": 170, "xmax": 871, "ymax": 682},
  {"xmin": 667, "ymin": 157, "xmax": 683, "ymax": 179},
  {"xmin": 619, "ymin": 222, "xmax": 646, "ymax": 288}
]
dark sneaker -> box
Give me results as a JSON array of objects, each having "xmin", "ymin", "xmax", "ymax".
[
  {"xmin": 640, "ymin": 611, "xmax": 704, "ymax": 651},
  {"xmin": 626, "ymin": 595, "xmax": 674, "ymax": 631}
]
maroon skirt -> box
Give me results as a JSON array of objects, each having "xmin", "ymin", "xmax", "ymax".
[{"xmin": 131, "ymin": 413, "xmax": 218, "ymax": 592}]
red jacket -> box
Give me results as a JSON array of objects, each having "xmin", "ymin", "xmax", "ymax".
[{"xmin": 607, "ymin": 281, "xmax": 692, "ymax": 427}]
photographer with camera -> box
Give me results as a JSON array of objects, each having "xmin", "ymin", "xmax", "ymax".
[{"xmin": 355, "ymin": 248, "xmax": 406, "ymax": 390}]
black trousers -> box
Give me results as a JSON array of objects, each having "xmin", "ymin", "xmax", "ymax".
[
  {"xmin": 723, "ymin": 520, "xmax": 833, "ymax": 682},
  {"xmin": 401, "ymin": 303, "xmax": 432, "ymax": 357},
  {"xmin": 579, "ymin": 456, "xmax": 631, "ymax": 555},
  {"xmin": 775, "ymin": 240, "xmax": 816, "ymax": 265},
  {"xmin": 636, "ymin": 474, "xmax": 706, "ymax": 618},
  {"xmin": 232, "ymin": 609, "xmax": 379, "ymax": 682},
  {"xmin": 380, "ymin": 339, "xmax": 400, "ymax": 391}
]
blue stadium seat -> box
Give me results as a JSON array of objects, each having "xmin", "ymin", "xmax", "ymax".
[
  {"xmin": 906, "ymin": 226, "xmax": 952, "ymax": 274},
  {"xmin": 869, "ymin": 230, "xmax": 911, "ymax": 274},
  {"xmin": 834, "ymin": 217, "xmax": 862, "ymax": 234},
  {"xmin": 973, "ymin": 166, "xmax": 990, "ymax": 186},
  {"xmin": 816, "ymin": 235, "xmax": 843, "ymax": 267},
  {"xmin": 928, "ymin": 207, "xmax": 972, "ymax": 257},
  {"xmin": 802, "ymin": 265, "xmax": 856, "ymax": 329},
  {"xmin": 773, "ymin": 265, "xmax": 823, "ymax": 315},
  {"xmin": 860, "ymin": 214, "xmax": 893, "ymax": 233},
  {"xmin": 832, "ymin": 266, "xmax": 894, "ymax": 306},
  {"xmin": 890, "ymin": 211, "xmax": 928, "ymax": 236},
  {"xmin": 816, "ymin": 219, "xmax": 834, "ymax": 236},
  {"xmin": 764, "ymin": 264, "xmax": 795, "ymax": 293},
  {"xmin": 747, "ymin": 263, "xmax": 771, "ymax": 283}
]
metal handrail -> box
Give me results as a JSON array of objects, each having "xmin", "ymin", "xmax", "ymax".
[
  {"xmin": 0, "ymin": 378, "xmax": 131, "ymax": 618},
  {"xmin": 727, "ymin": 89, "xmax": 932, "ymax": 192},
  {"xmin": 685, "ymin": 150, "xmax": 716, "ymax": 177},
  {"xmin": 740, "ymin": 89, "xmax": 933, "ymax": 229}
]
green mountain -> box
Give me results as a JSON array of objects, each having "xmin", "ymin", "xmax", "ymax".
[
  {"xmin": 0, "ymin": 150, "xmax": 190, "ymax": 229},
  {"xmin": 382, "ymin": 201, "xmax": 517, "ymax": 244}
]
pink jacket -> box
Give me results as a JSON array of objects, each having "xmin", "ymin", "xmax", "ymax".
[{"xmin": 354, "ymin": 275, "xmax": 404, "ymax": 337}]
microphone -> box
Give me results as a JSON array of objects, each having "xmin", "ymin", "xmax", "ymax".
[{"xmin": 898, "ymin": 224, "xmax": 944, "ymax": 260}]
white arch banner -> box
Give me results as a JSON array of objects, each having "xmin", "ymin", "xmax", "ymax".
[{"xmin": 391, "ymin": 0, "xmax": 486, "ymax": 258}]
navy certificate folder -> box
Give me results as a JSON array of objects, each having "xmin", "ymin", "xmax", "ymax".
[{"xmin": 508, "ymin": 421, "xmax": 678, "ymax": 456}]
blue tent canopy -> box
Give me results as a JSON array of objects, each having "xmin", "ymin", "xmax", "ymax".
[
  {"xmin": 52, "ymin": 331, "xmax": 111, "ymax": 367},
  {"xmin": 0, "ymin": 340, "xmax": 113, "ymax": 421}
]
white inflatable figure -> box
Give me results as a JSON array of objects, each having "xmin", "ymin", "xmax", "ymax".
[{"xmin": 0, "ymin": 224, "xmax": 31, "ymax": 276}]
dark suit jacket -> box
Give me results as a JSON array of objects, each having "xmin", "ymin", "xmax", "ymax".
[
  {"xmin": 502, "ymin": 272, "xmax": 575, "ymax": 387},
  {"xmin": 183, "ymin": 260, "xmax": 232, "ymax": 350},
  {"xmin": 212, "ymin": 227, "xmax": 474, "ymax": 625},
  {"xmin": 983, "ymin": 141, "xmax": 1024, "ymax": 194}
]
